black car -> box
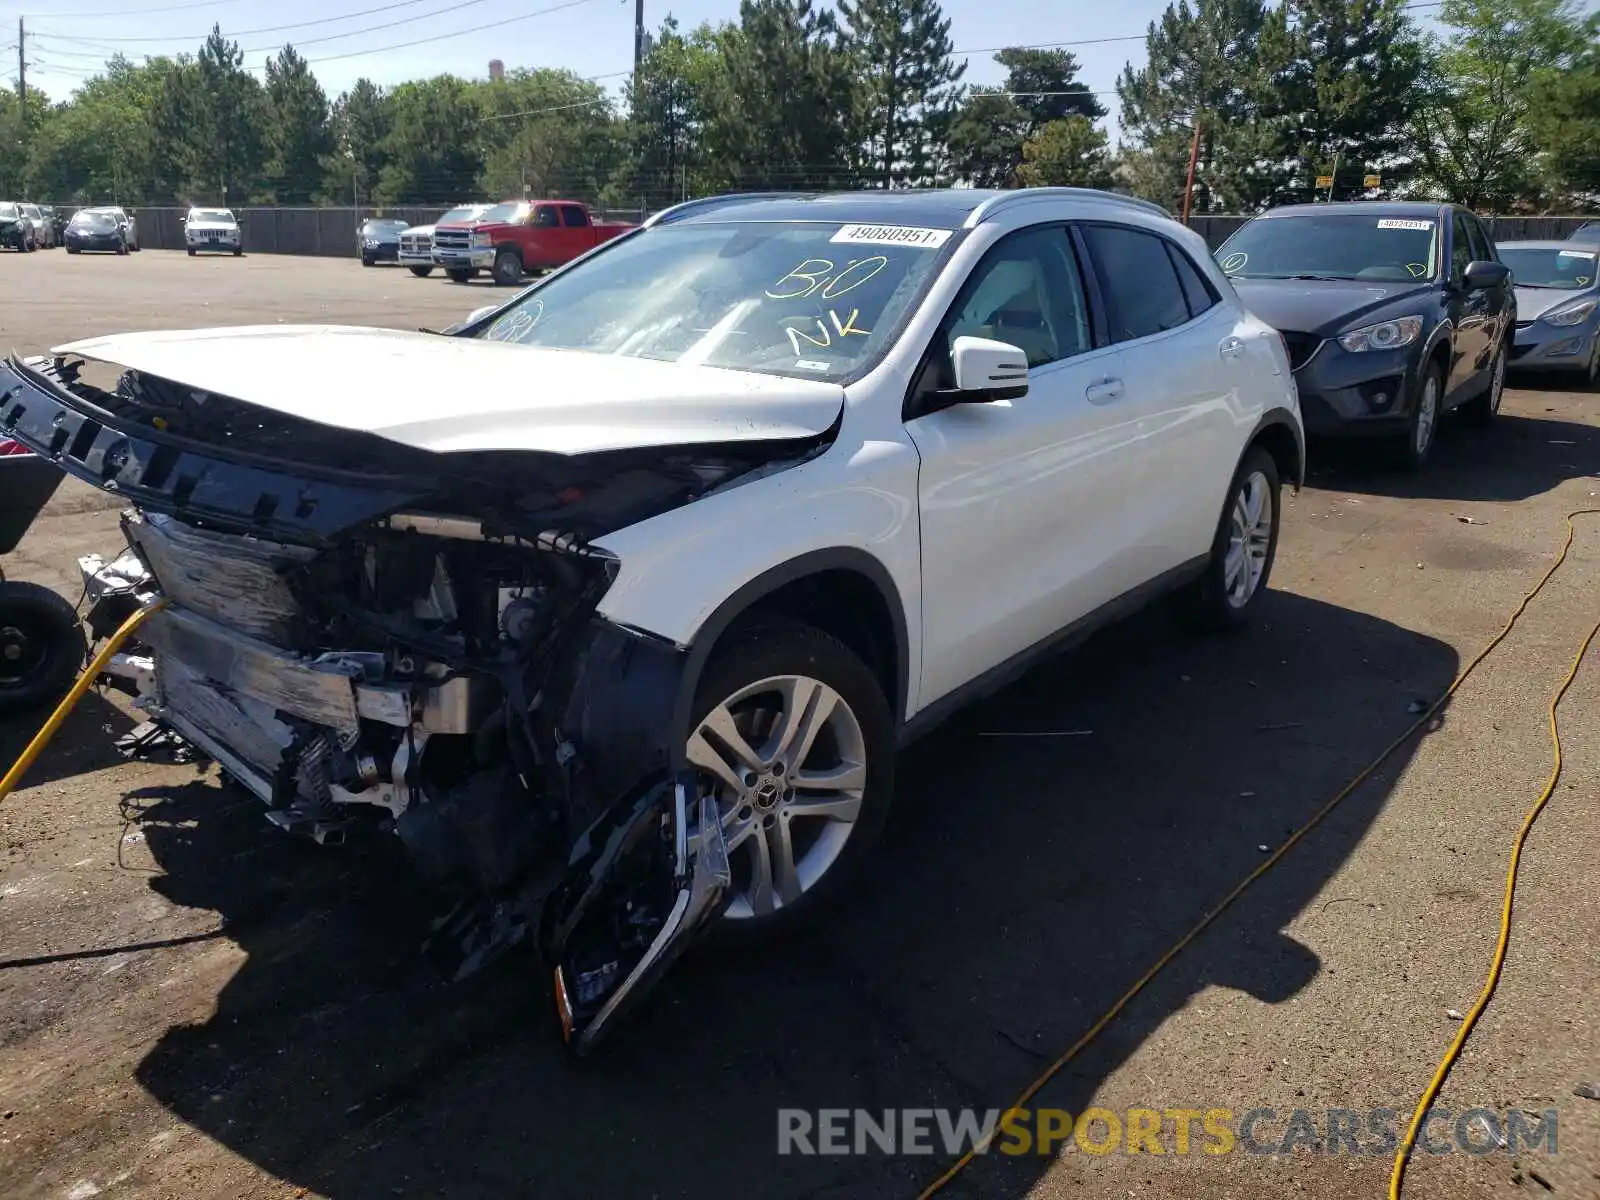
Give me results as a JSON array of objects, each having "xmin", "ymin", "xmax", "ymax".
[
  {"xmin": 1216, "ymin": 201, "xmax": 1515, "ymax": 469},
  {"xmin": 357, "ymin": 217, "xmax": 410, "ymax": 266},
  {"xmin": 0, "ymin": 201, "xmax": 36, "ymax": 250},
  {"xmin": 63, "ymin": 209, "xmax": 130, "ymax": 254}
]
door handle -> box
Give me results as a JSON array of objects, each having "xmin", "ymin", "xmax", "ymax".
[
  {"xmin": 1085, "ymin": 377, "xmax": 1125, "ymax": 404},
  {"xmin": 1219, "ymin": 335, "xmax": 1246, "ymax": 361}
]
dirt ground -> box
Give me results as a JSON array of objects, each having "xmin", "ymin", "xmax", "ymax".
[{"xmin": 1, "ymin": 251, "xmax": 1598, "ymax": 1200}]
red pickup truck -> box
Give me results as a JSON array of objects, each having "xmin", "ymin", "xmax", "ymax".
[{"xmin": 431, "ymin": 199, "xmax": 634, "ymax": 286}]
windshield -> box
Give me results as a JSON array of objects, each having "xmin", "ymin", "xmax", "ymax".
[
  {"xmin": 1217, "ymin": 212, "xmax": 1440, "ymax": 282},
  {"xmin": 438, "ymin": 205, "xmax": 485, "ymax": 224},
  {"xmin": 474, "ymin": 220, "xmax": 953, "ymax": 382},
  {"xmin": 479, "ymin": 201, "xmax": 525, "ymax": 224},
  {"xmin": 361, "ymin": 219, "xmax": 404, "ymax": 232},
  {"xmin": 1501, "ymin": 246, "xmax": 1598, "ymax": 290},
  {"xmin": 21, "ymin": 205, "xmax": 39, "ymax": 217},
  {"xmin": 192, "ymin": 209, "xmax": 234, "ymax": 223},
  {"xmin": 72, "ymin": 213, "xmax": 116, "ymax": 229},
  {"xmin": 0, "ymin": 203, "xmax": 17, "ymax": 218},
  {"xmin": 1570, "ymin": 223, "xmax": 1600, "ymax": 244}
]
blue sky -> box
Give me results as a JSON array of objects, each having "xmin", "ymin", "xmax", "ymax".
[{"xmin": 9, "ymin": 0, "xmax": 1450, "ymax": 144}]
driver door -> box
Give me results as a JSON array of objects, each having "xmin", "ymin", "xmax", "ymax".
[{"xmin": 905, "ymin": 225, "xmax": 1132, "ymax": 707}]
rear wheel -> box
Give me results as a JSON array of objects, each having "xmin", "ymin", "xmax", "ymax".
[
  {"xmin": 686, "ymin": 622, "xmax": 894, "ymax": 943},
  {"xmin": 0, "ymin": 581, "xmax": 87, "ymax": 717},
  {"xmin": 1189, "ymin": 446, "xmax": 1281, "ymax": 630},
  {"xmin": 409, "ymin": 265, "xmax": 433, "ymax": 278}
]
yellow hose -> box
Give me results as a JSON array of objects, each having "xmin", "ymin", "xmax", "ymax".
[
  {"xmin": 0, "ymin": 598, "xmax": 166, "ymax": 807},
  {"xmin": 916, "ymin": 510, "xmax": 1599, "ymax": 1200}
]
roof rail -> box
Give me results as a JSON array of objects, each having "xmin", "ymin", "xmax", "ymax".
[
  {"xmin": 963, "ymin": 187, "xmax": 1174, "ymax": 228},
  {"xmin": 646, "ymin": 192, "xmax": 814, "ymax": 227}
]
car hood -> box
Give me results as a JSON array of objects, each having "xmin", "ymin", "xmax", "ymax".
[
  {"xmin": 401, "ymin": 225, "xmax": 435, "ymax": 238},
  {"xmin": 1229, "ymin": 278, "xmax": 1434, "ymax": 337},
  {"xmin": 1513, "ymin": 286, "xmax": 1593, "ymax": 322},
  {"xmin": 51, "ymin": 325, "xmax": 847, "ymax": 456}
]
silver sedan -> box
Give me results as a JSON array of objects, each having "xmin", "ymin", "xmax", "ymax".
[{"xmin": 1498, "ymin": 240, "xmax": 1600, "ymax": 387}]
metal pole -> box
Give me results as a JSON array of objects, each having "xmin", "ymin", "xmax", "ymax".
[
  {"xmin": 634, "ymin": 0, "xmax": 645, "ymax": 74},
  {"xmin": 17, "ymin": 19, "xmax": 25, "ymax": 133},
  {"xmin": 1181, "ymin": 119, "xmax": 1202, "ymax": 225},
  {"xmin": 1326, "ymin": 149, "xmax": 1340, "ymax": 202}
]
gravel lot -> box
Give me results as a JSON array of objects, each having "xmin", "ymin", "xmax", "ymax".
[{"xmin": 1, "ymin": 251, "xmax": 1597, "ymax": 1200}]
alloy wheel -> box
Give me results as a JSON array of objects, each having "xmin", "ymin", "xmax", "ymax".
[
  {"xmin": 1223, "ymin": 470, "xmax": 1274, "ymax": 609},
  {"xmin": 685, "ymin": 674, "xmax": 867, "ymax": 920},
  {"xmin": 0, "ymin": 623, "xmax": 45, "ymax": 690}
]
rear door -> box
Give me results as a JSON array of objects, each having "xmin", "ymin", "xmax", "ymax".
[{"xmin": 1073, "ymin": 221, "xmax": 1243, "ymax": 583}]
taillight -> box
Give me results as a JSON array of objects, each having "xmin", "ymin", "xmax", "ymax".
[{"xmin": 0, "ymin": 438, "xmax": 33, "ymax": 457}]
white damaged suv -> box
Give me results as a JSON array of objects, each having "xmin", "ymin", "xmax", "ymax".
[{"xmin": 0, "ymin": 189, "xmax": 1301, "ymax": 1053}]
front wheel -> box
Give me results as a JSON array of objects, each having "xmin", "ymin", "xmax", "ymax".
[
  {"xmin": 1189, "ymin": 445, "xmax": 1282, "ymax": 630},
  {"xmin": 686, "ymin": 622, "xmax": 894, "ymax": 942},
  {"xmin": 491, "ymin": 247, "xmax": 523, "ymax": 287},
  {"xmin": 408, "ymin": 265, "xmax": 433, "ymax": 278},
  {"xmin": 0, "ymin": 581, "xmax": 87, "ymax": 717},
  {"xmin": 1394, "ymin": 363, "xmax": 1443, "ymax": 471},
  {"xmin": 445, "ymin": 268, "xmax": 474, "ymax": 284}
]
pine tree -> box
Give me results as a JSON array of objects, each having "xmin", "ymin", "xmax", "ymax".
[
  {"xmin": 947, "ymin": 47, "xmax": 1103, "ymax": 187},
  {"xmin": 264, "ymin": 45, "xmax": 334, "ymax": 204},
  {"xmin": 190, "ymin": 26, "xmax": 266, "ymax": 203},
  {"xmin": 838, "ymin": 0, "xmax": 965, "ymax": 187},
  {"xmin": 1275, "ymin": 0, "xmax": 1425, "ymax": 199},
  {"xmin": 1116, "ymin": 0, "xmax": 1294, "ymax": 211}
]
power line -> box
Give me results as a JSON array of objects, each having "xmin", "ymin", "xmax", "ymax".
[
  {"xmin": 25, "ymin": 0, "xmax": 251, "ymax": 17},
  {"xmin": 32, "ymin": 0, "xmax": 490, "ymax": 46}
]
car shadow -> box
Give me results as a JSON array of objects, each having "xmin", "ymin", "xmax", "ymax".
[
  {"xmin": 0, "ymin": 691, "xmax": 139, "ymax": 790},
  {"xmin": 1309, "ymin": 409, "xmax": 1599, "ymax": 502},
  {"xmin": 124, "ymin": 589, "xmax": 1456, "ymax": 1199}
]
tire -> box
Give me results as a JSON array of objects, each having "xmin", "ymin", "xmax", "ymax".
[
  {"xmin": 0, "ymin": 581, "xmax": 87, "ymax": 717},
  {"xmin": 408, "ymin": 265, "xmax": 434, "ymax": 278},
  {"xmin": 1460, "ymin": 340, "xmax": 1507, "ymax": 427},
  {"xmin": 361, "ymin": 255, "xmax": 374, "ymax": 267},
  {"xmin": 1575, "ymin": 338, "xmax": 1600, "ymax": 390},
  {"xmin": 445, "ymin": 268, "xmax": 474, "ymax": 284},
  {"xmin": 232, "ymin": 248, "xmax": 241, "ymax": 257},
  {"xmin": 1188, "ymin": 445, "xmax": 1282, "ymax": 631},
  {"xmin": 187, "ymin": 248, "xmax": 196, "ymax": 256},
  {"xmin": 117, "ymin": 240, "xmax": 130, "ymax": 256},
  {"xmin": 1394, "ymin": 362, "xmax": 1443, "ymax": 471},
  {"xmin": 491, "ymin": 247, "xmax": 523, "ymax": 287},
  {"xmin": 66, "ymin": 245, "xmax": 79, "ymax": 255},
  {"xmin": 687, "ymin": 621, "xmax": 895, "ymax": 943}
]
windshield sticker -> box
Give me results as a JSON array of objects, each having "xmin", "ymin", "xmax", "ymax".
[
  {"xmin": 830, "ymin": 224, "xmax": 952, "ymax": 249},
  {"xmin": 1558, "ymin": 250, "xmax": 1597, "ymax": 259},
  {"xmin": 795, "ymin": 359, "xmax": 832, "ymax": 371},
  {"xmin": 1376, "ymin": 219, "xmax": 1434, "ymax": 231},
  {"xmin": 766, "ymin": 255, "xmax": 888, "ymax": 300},
  {"xmin": 1220, "ymin": 251, "xmax": 1248, "ymax": 273}
]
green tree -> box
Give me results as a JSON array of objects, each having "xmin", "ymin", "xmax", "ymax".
[
  {"xmin": 3, "ymin": 85, "xmax": 55, "ymax": 196},
  {"xmin": 190, "ymin": 25, "xmax": 266, "ymax": 202},
  {"xmin": 474, "ymin": 68, "xmax": 620, "ymax": 200},
  {"xmin": 1406, "ymin": 0, "xmax": 1590, "ymax": 208},
  {"xmin": 698, "ymin": 0, "xmax": 858, "ymax": 191},
  {"xmin": 263, "ymin": 44, "xmax": 334, "ymax": 204},
  {"xmin": 328, "ymin": 79, "xmax": 393, "ymax": 205},
  {"xmin": 838, "ymin": 0, "xmax": 965, "ymax": 186},
  {"xmin": 376, "ymin": 76, "xmax": 483, "ymax": 203},
  {"xmin": 1272, "ymin": 0, "xmax": 1425, "ymax": 199},
  {"xmin": 947, "ymin": 47, "xmax": 1104, "ymax": 187},
  {"xmin": 1117, "ymin": 0, "xmax": 1294, "ymax": 212},
  {"xmin": 1017, "ymin": 116, "xmax": 1115, "ymax": 188},
  {"xmin": 619, "ymin": 18, "xmax": 724, "ymax": 208},
  {"xmin": 1526, "ymin": 15, "xmax": 1600, "ymax": 204}
]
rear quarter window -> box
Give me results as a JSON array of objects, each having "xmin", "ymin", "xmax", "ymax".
[{"xmin": 1079, "ymin": 223, "xmax": 1194, "ymax": 342}]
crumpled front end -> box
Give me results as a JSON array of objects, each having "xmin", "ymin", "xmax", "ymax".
[{"xmin": 0, "ymin": 349, "xmax": 825, "ymax": 1053}]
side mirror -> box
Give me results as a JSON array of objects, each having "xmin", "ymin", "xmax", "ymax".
[
  {"xmin": 1463, "ymin": 260, "xmax": 1510, "ymax": 291},
  {"xmin": 944, "ymin": 335, "xmax": 1029, "ymax": 402}
]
